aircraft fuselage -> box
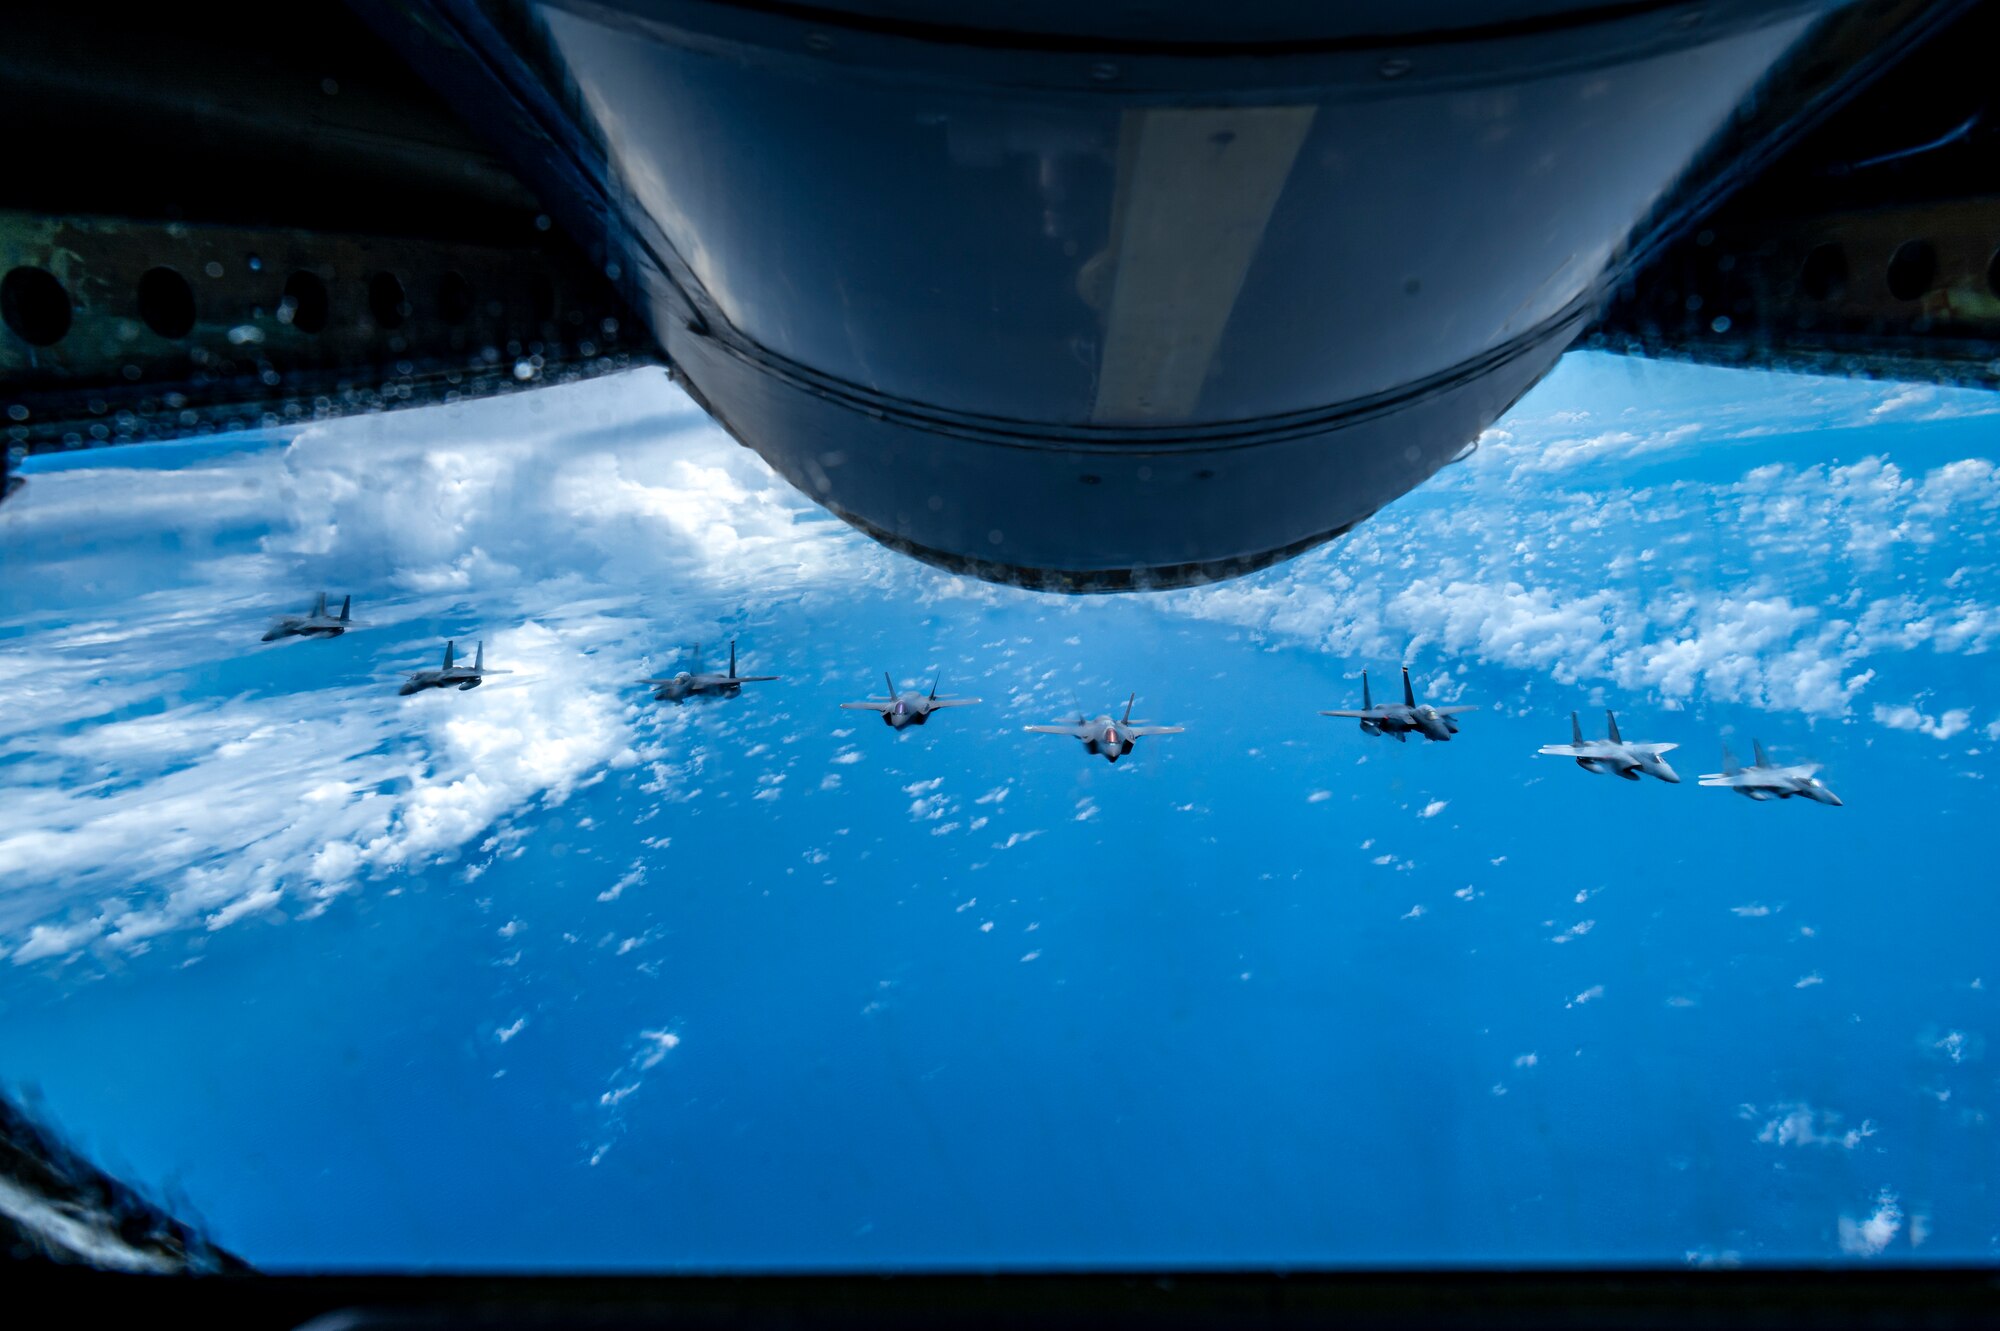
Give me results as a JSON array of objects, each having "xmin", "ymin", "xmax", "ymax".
[
  {"xmin": 1081, "ymin": 723, "xmax": 1135, "ymax": 763},
  {"xmin": 1568, "ymin": 745, "xmax": 1680, "ymax": 783},
  {"xmin": 655, "ymin": 674, "xmax": 743, "ymax": 703},
  {"xmin": 263, "ymin": 621, "xmax": 346, "ymax": 642},
  {"xmin": 881, "ymin": 699, "xmax": 930, "ymax": 729},
  {"xmin": 1357, "ymin": 705, "xmax": 1456, "ymax": 742},
  {"xmin": 401, "ymin": 670, "xmax": 483, "ymax": 696}
]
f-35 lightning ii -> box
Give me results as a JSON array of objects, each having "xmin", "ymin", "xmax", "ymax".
[
  {"xmin": 399, "ymin": 639, "xmax": 509, "ymax": 695},
  {"xmin": 1537, "ymin": 710, "xmax": 1681, "ymax": 783},
  {"xmin": 1026, "ymin": 694, "xmax": 1183, "ymax": 764},
  {"xmin": 840, "ymin": 673, "xmax": 981, "ymax": 730},
  {"xmin": 262, "ymin": 592, "xmax": 358, "ymax": 642},
  {"xmin": 639, "ymin": 639, "xmax": 779, "ymax": 703},
  {"xmin": 1320, "ymin": 668, "xmax": 1477, "ymax": 743},
  {"xmin": 1699, "ymin": 740, "xmax": 1843, "ymax": 805}
]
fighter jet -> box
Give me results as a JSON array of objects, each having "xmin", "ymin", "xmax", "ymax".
[
  {"xmin": 840, "ymin": 672, "xmax": 981, "ymax": 730},
  {"xmin": 1025, "ymin": 694, "xmax": 1183, "ymax": 764},
  {"xmin": 262, "ymin": 592, "xmax": 357, "ymax": 642},
  {"xmin": 1537, "ymin": 710, "xmax": 1681, "ymax": 783},
  {"xmin": 399, "ymin": 639, "xmax": 510, "ymax": 695},
  {"xmin": 638, "ymin": 639, "xmax": 779, "ymax": 703},
  {"xmin": 1320, "ymin": 668, "xmax": 1477, "ymax": 742},
  {"xmin": 1699, "ymin": 740, "xmax": 1843, "ymax": 805}
]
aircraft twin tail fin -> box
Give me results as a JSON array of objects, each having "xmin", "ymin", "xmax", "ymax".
[
  {"xmin": 885, "ymin": 670, "xmax": 898, "ymax": 700},
  {"xmin": 930, "ymin": 673, "xmax": 940, "ymax": 700},
  {"xmin": 1122, "ymin": 692, "xmax": 1136, "ymax": 725},
  {"xmin": 339, "ymin": 595, "xmax": 351, "ymax": 623},
  {"xmin": 1606, "ymin": 710, "xmax": 1622, "ymax": 744},
  {"xmin": 1752, "ymin": 739, "xmax": 1770, "ymax": 769},
  {"xmin": 313, "ymin": 591, "xmax": 327, "ymax": 617},
  {"xmin": 475, "ymin": 640, "xmax": 485, "ymax": 673},
  {"xmin": 1721, "ymin": 742, "xmax": 1741, "ymax": 776},
  {"xmin": 443, "ymin": 640, "xmax": 455, "ymax": 671},
  {"xmin": 1401, "ymin": 667, "xmax": 1416, "ymax": 708},
  {"xmin": 1571, "ymin": 711, "xmax": 1584, "ymax": 746},
  {"xmin": 728, "ymin": 638, "xmax": 737, "ymax": 679},
  {"xmin": 1361, "ymin": 671, "xmax": 1372, "ymax": 712}
]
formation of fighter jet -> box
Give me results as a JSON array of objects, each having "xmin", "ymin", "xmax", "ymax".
[
  {"xmin": 1320, "ymin": 668, "xmax": 1478, "ymax": 743},
  {"xmin": 841, "ymin": 673, "xmax": 981, "ymax": 730},
  {"xmin": 1699, "ymin": 741, "xmax": 1843, "ymax": 806},
  {"xmin": 261, "ymin": 593, "xmax": 358, "ymax": 642},
  {"xmin": 399, "ymin": 640, "xmax": 509, "ymax": 696},
  {"xmin": 1025, "ymin": 694, "xmax": 1184, "ymax": 764},
  {"xmin": 249, "ymin": 596, "xmax": 1843, "ymax": 797},
  {"xmin": 639, "ymin": 639, "xmax": 779, "ymax": 703},
  {"xmin": 1537, "ymin": 711, "xmax": 1681, "ymax": 784}
]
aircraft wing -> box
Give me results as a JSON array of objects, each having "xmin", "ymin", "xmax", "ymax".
[
  {"xmin": 1319, "ymin": 709, "xmax": 1374, "ymax": 718},
  {"xmin": 927, "ymin": 698, "xmax": 981, "ymax": 709},
  {"xmin": 1644, "ymin": 742, "xmax": 1681, "ymax": 755},
  {"xmin": 1698, "ymin": 771, "xmax": 1765, "ymax": 786},
  {"xmin": 1535, "ymin": 744, "xmax": 1583, "ymax": 756},
  {"xmin": 1126, "ymin": 725, "xmax": 1185, "ymax": 737},
  {"xmin": 1024, "ymin": 724, "xmax": 1085, "ymax": 737},
  {"xmin": 637, "ymin": 678, "xmax": 680, "ymax": 686},
  {"xmin": 839, "ymin": 700, "xmax": 894, "ymax": 712},
  {"xmin": 473, "ymin": 667, "xmax": 514, "ymax": 675},
  {"xmin": 1777, "ymin": 762, "xmax": 1821, "ymax": 778},
  {"xmin": 1430, "ymin": 705, "xmax": 1480, "ymax": 715},
  {"xmin": 734, "ymin": 675, "xmax": 780, "ymax": 682}
]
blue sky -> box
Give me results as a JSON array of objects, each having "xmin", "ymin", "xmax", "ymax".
[{"xmin": 0, "ymin": 353, "xmax": 1995, "ymax": 1269}]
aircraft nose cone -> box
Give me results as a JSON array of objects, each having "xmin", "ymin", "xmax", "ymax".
[
  {"xmin": 1826, "ymin": 791, "xmax": 1844, "ymax": 806},
  {"xmin": 1656, "ymin": 764, "xmax": 1681, "ymax": 784}
]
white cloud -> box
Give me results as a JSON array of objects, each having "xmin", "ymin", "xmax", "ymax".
[
  {"xmin": 1418, "ymin": 800, "xmax": 1448, "ymax": 819},
  {"xmin": 597, "ymin": 863, "xmax": 646, "ymax": 903},
  {"xmin": 0, "ymin": 370, "xmax": 880, "ymax": 963},
  {"xmin": 636, "ymin": 1029, "xmax": 681, "ymax": 1069},
  {"xmin": 1838, "ymin": 1191, "xmax": 1903, "ymax": 1257},
  {"xmin": 1751, "ymin": 1102, "xmax": 1873, "ymax": 1149},
  {"xmin": 9, "ymin": 918, "xmax": 108, "ymax": 965},
  {"xmin": 1872, "ymin": 702, "xmax": 1972, "ymax": 740}
]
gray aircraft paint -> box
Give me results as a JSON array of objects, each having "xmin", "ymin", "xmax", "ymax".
[
  {"xmin": 1698, "ymin": 739, "xmax": 1843, "ymax": 805},
  {"xmin": 262, "ymin": 592, "xmax": 358, "ymax": 642},
  {"xmin": 400, "ymin": 639, "xmax": 511, "ymax": 696},
  {"xmin": 1320, "ymin": 667, "xmax": 1477, "ymax": 742},
  {"xmin": 1536, "ymin": 710, "xmax": 1680, "ymax": 783},
  {"xmin": 638, "ymin": 639, "xmax": 779, "ymax": 703},
  {"xmin": 1026, "ymin": 693, "xmax": 1184, "ymax": 764},
  {"xmin": 841, "ymin": 672, "xmax": 981, "ymax": 730}
]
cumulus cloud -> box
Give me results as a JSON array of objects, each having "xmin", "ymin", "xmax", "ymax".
[
  {"xmin": 1838, "ymin": 1190, "xmax": 1903, "ymax": 1257},
  {"xmin": 0, "ymin": 371, "xmax": 879, "ymax": 964},
  {"xmin": 1750, "ymin": 1102, "xmax": 1874, "ymax": 1149},
  {"xmin": 1872, "ymin": 702, "xmax": 1972, "ymax": 741},
  {"xmin": 1167, "ymin": 431, "xmax": 2000, "ymax": 720}
]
